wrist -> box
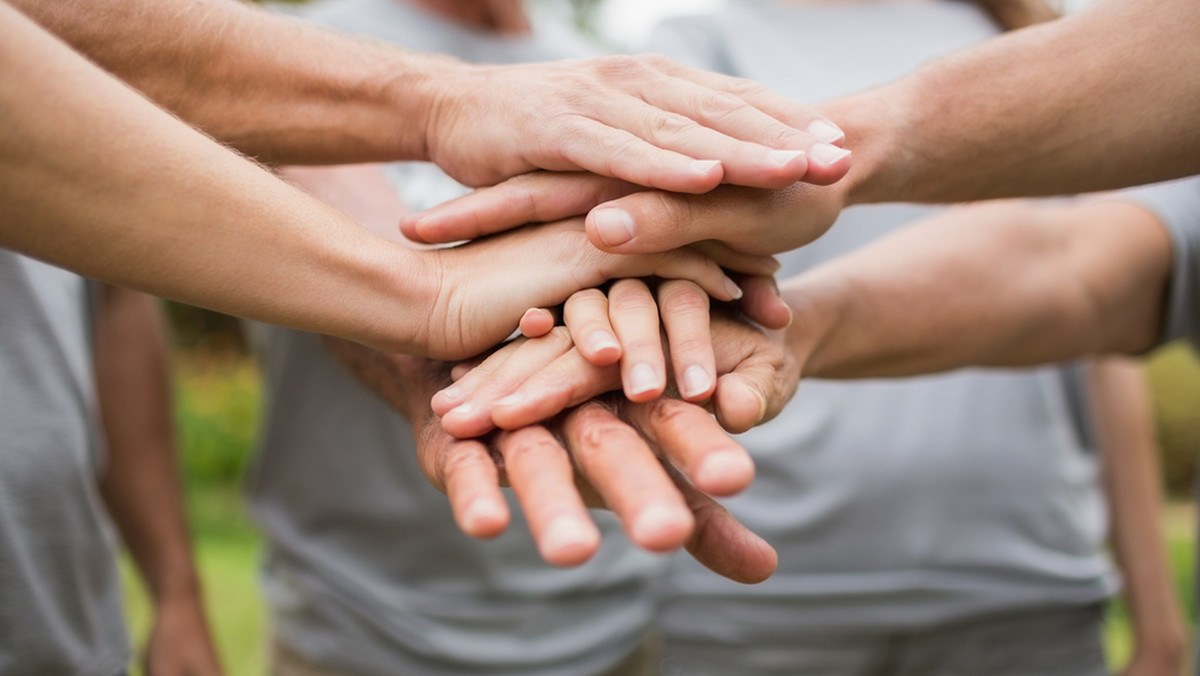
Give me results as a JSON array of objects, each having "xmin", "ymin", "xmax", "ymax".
[
  {"xmin": 780, "ymin": 272, "xmax": 844, "ymax": 378},
  {"xmin": 353, "ymin": 244, "xmax": 435, "ymax": 355},
  {"xmin": 818, "ymin": 77, "xmax": 922, "ymax": 208},
  {"xmin": 378, "ymin": 51, "xmax": 469, "ymax": 164}
]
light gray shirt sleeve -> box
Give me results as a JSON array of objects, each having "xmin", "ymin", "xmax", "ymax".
[{"xmin": 1113, "ymin": 175, "xmax": 1200, "ymax": 348}]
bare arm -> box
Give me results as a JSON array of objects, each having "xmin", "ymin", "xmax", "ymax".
[
  {"xmin": 95, "ymin": 285, "xmax": 223, "ymax": 676},
  {"xmin": 9, "ymin": 0, "xmax": 848, "ymax": 190},
  {"xmin": 0, "ymin": 6, "xmax": 753, "ymax": 359},
  {"xmin": 826, "ymin": 0, "xmax": 1200, "ymax": 206},
  {"xmin": 790, "ymin": 198, "xmax": 1173, "ymax": 378},
  {"xmin": 1089, "ymin": 358, "xmax": 1187, "ymax": 676}
]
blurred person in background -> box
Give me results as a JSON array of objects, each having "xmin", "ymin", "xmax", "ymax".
[
  {"xmin": 639, "ymin": 2, "xmax": 1186, "ymax": 674},
  {"xmin": 247, "ymin": 1, "xmax": 679, "ymax": 674},
  {"xmin": 0, "ymin": 250, "xmax": 222, "ymax": 674}
]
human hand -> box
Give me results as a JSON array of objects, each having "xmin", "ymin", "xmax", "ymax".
[
  {"xmin": 420, "ymin": 54, "xmax": 850, "ymax": 191},
  {"xmin": 404, "ymin": 362, "xmax": 777, "ymax": 582},
  {"xmin": 417, "ymin": 217, "xmax": 778, "ymax": 360},
  {"xmin": 401, "ymin": 171, "xmax": 847, "ymax": 257},
  {"xmin": 143, "ymin": 592, "xmax": 224, "ymax": 676},
  {"xmin": 515, "ymin": 276, "xmax": 790, "ymax": 403},
  {"xmin": 435, "ymin": 297, "xmax": 800, "ymax": 439},
  {"xmin": 1122, "ymin": 646, "xmax": 1186, "ymax": 676}
]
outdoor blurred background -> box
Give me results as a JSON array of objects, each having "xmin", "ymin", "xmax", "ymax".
[{"xmin": 118, "ymin": 1, "xmax": 1200, "ymax": 674}]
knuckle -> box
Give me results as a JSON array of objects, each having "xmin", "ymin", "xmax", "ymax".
[
  {"xmin": 594, "ymin": 54, "xmax": 646, "ymax": 78},
  {"xmin": 659, "ymin": 281, "xmax": 709, "ymax": 313},
  {"xmin": 649, "ymin": 113, "xmax": 695, "ymax": 140},
  {"xmin": 645, "ymin": 397, "xmax": 691, "ymax": 430},
  {"xmin": 723, "ymin": 76, "xmax": 765, "ymax": 98},
  {"xmin": 504, "ymin": 435, "xmax": 564, "ymax": 465},
  {"xmin": 574, "ymin": 420, "xmax": 630, "ymax": 453},
  {"xmin": 441, "ymin": 443, "xmax": 486, "ymax": 481},
  {"xmin": 697, "ymin": 92, "xmax": 746, "ymax": 121},
  {"xmin": 671, "ymin": 334, "xmax": 711, "ymax": 358}
]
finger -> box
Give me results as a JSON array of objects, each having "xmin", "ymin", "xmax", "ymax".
[
  {"xmin": 623, "ymin": 398, "xmax": 754, "ymax": 497},
  {"xmin": 417, "ymin": 421, "xmax": 510, "ymax": 539},
  {"xmin": 497, "ymin": 426, "xmax": 600, "ymax": 567},
  {"xmin": 449, "ymin": 360, "xmax": 478, "ymax": 382},
  {"xmin": 648, "ymin": 57, "xmax": 852, "ymax": 185},
  {"xmin": 662, "ymin": 462, "xmax": 778, "ymax": 584},
  {"xmin": 736, "ymin": 275, "xmax": 792, "ymax": 330},
  {"xmin": 491, "ymin": 348, "xmax": 621, "ymax": 430},
  {"xmin": 608, "ymin": 279, "xmax": 666, "ymax": 402},
  {"xmin": 442, "ymin": 328, "xmax": 575, "ymax": 438},
  {"xmin": 400, "ymin": 172, "xmax": 641, "ymax": 244},
  {"xmin": 562, "ymin": 401, "xmax": 694, "ymax": 552},
  {"xmin": 563, "ymin": 288, "xmax": 621, "ymax": 366},
  {"xmin": 550, "ymin": 118, "xmax": 726, "ymax": 194},
  {"xmin": 688, "ymin": 241, "xmax": 781, "ymax": 278},
  {"xmin": 657, "ymin": 280, "xmax": 716, "ymax": 401},
  {"xmin": 597, "ymin": 92, "xmax": 811, "ymax": 190},
  {"xmin": 432, "ymin": 339, "xmax": 526, "ymax": 415},
  {"xmin": 712, "ymin": 371, "xmax": 773, "ymax": 435},
  {"xmin": 518, "ymin": 307, "xmax": 558, "ymax": 338}
]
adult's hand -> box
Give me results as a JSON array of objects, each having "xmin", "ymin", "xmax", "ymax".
[
  {"xmin": 422, "ymin": 54, "xmax": 850, "ymax": 191},
  {"xmin": 385, "ymin": 353, "xmax": 777, "ymax": 583},
  {"xmin": 416, "ymin": 217, "xmax": 780, "ymax": 359},
  {"xmin": 143, "ymin": 592, "xmax": 225, "ymax": 676},
  {"xmin": 401, "ymin": 171, "xmax": 847, "ymax": 257},
  {"xmin": 435, "ymin": 301, "xmax": 802, "ymax": 439}
]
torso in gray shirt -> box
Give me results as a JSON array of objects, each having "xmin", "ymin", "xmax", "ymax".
[
  {"xmin": 650, "ymin": 0, "xmax": 1114, "ymax": 655},
  {"xmin": 0, "ymin": 250, "xmax": 128, "ymax": 675},
  {"xmin": 248, "ymin": 3, "xmax": 663, "ymax": 675}
]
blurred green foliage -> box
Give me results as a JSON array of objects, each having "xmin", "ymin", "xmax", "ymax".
[
  {"xmin": 172, "ymin": 343, "xmax": 261, "ymax": 487},
  {"xmin": 1146, "ymin": 342, "xmax": 1200, "ymax": 497}
]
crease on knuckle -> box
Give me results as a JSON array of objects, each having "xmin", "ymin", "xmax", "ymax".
[
  {"xmin": 645, "ymin": 397, "xmax": 691, "ymax": 431},
  {"xmin": 504, "ymin": 434, "xmax": 565, "ymax": 467},
  {"xmin": 659, "ymin": 282, "xmax": 710, "ymax": 314},
  {"xmin": 697, "ymin": 92, "xmax": 747, "ymax": 124}
]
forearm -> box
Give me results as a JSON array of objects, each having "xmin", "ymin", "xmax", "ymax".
[
  {"xmin": 11, "ymin": 0, "xmax": 441, "ymax": 164},
  {"xmin": 1091, "ymin": 359, "xmax": 1187, "ymax": 661},
  {"xmin": 784, "ymin": 200, "xmax": 1171, "ymax": 378},
  {"xmin": 96, "ymin": 286, "xmax": 200, "ymax": 601},
  {"xmin": 0, "ymin": 6, "xmax": 430, "ymax": 353},
  {"xmin": 824, "ymin": 0, "xmax": 1200, "ymax": 206}
]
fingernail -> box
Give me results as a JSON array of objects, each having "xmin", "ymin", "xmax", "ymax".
[
  {"xmin": 461, "ymin": 498, "xmax": 503, "ymax": 535},
  {"xmin": 691, "ymin": 159, "xmax": 720, "ymax": 175},
  {"xmin": 591, "ymin": 208, "xmax": 635, "ymax": 247},
  {"xmin": 628, "ymin": 363, "xmax": 661, "ymax": 397},
  {"xmin": 807, "ymin": 119, "xmax": 845, "ymax": 144},
  {"xmin": 681, "ymin": 365, "xmax": 712, "ymax": 399},
  {"xmin": 808, "ymin": 143, "xmax": 851, "ymax": 167},
  {"xmin": 631, "ymin": 503, "xmax": 689, "ymax": 547},
  {"xmin": 540, "ymin": 516, "xmax": 600, "ymax": 565},
  {"xmin": 447, "ymin": 401, "xmax": 476, "ymax": 419},
  {"xmin": 767, "ymin": 149, "xmax": 805, "ymax": 168},
  {"xmin": 439, "ymin": 385, "xmax": 463, "ymax": 404},
  {"xmin": 724, "ymin": 277, "xmax": 744, "ymax": 300},
  {"xmin": 495, "ymin": 391, "xmax": 525, "ymax": 408},
  {"xmin": 752, "ymin": 389, "xmax": 768, "ymax": 424},
  {"xmin": 587, "ymin": 330, "xmax": 620, "ymax": 357},
  {"xmin": 697, "ymin": 450, "xmax": 755, "ymax": 493}
]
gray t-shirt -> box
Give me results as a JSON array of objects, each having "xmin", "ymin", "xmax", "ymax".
[
  {"xmin": 1115, "ymin": 176, "xmax": 1200, "ymax": 347},
  {"xmin": 248, "ymin": 3, "xmax": 662, "ymax": 674},
  {"xmin": 650, "ymin": 2, "xmax": 1114, "ymax": 665},
  {"xmin": 0, "ymin": 250, "xmax": 128, "ymax": 675}
]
